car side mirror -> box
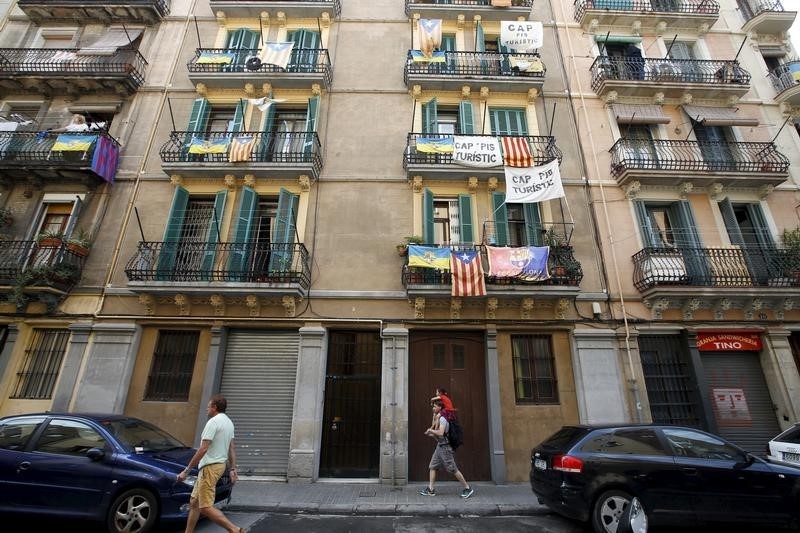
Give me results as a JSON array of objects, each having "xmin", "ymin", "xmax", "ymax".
[
  {"xmin": 86, "ymin": 447, "xmax": 105, "ymax": 461},
  {"xmin": 617, "ymin": 496, "xmax": 648, "ymax": 533}
]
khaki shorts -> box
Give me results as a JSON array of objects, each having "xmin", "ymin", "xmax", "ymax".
[
  {"xmin": 190, "ymin": 462, "xmax": 225, "ymax": 508},
  {"xmin": 429, "ymin": 444, "xmax": 457, "ymax": 473}
]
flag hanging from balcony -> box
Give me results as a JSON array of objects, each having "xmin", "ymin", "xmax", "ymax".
[
  {"xmin": 188, "ymin": 137, "xmax": 229, "ymax": 154},
  {"xmin": 487, "ymin": 246, "xmax": 550, "ymax": 281},
  {"xmin": 263, "ymin": 42, "xmax": 295, "ymax": 69},
  {"xmin": 229, "ymin": 135, "xmax": 257, "ymax": 162},
  {"xmin": 410, "ymin": 50, "xmax": 446, "ymax": 63},
  {"xmin": 90, "ymin": 135, "xmax": 119, "ymax": 183},
  {"xmin": 51, "ymin": 50, "xmax": 77, "ymax": 62},
  {"xmin": 51, "ymin": 134, "xmax": 96, "ymax": 152},
  {"xmin": 509, "ymin": 55, "xmax": 544, "ymax": 72},
  {"xmin": 500, "ymin": 21, "xmax": 543, "ymax": 52},
  {"xmin": 409, "ymin": 245, "xmax": 451, "ymax": 270},
  {"xmin": 450, "ymin": 250, "xmax": 486, "ymax": 297},
  {"xmin": 248, "ymin": 96, "xmax": 287, "ymax": 112},
  {"xmin": 501, "ymin": 136, "xmax": 533, "ymax": 167},
  {"xmin": 453, "ymin": 136, "xmax": 501, "ymax": 168},
  {"xmin": 418, "ymin": 19, "xmax": 442, "ymax": 59},
  {"xmin": 417, "ymin": 136, "xmax": 454, "ymax": 154},
  {"xmin": 491, "ymin": 0, "xmax": 513, "ymax": 6},
  {"xmin": 196, "ymin": 52, "xmax": 235, "ymax": 64},
  {"xmin": 504, "ymin": 158, "xmax": 564, "ymax": 203}
]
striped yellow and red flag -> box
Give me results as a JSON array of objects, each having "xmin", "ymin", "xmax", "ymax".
[
  {"xmin": 229, "ymin": 135, "xmax": 256, "ymax": 163},
  {"xmin": 501, "ymin": 136, "xmax": 534, "ymax": 167},
  {"xmin": 450, "ymin": 250, "xmax": 486, "ymax": 297}
]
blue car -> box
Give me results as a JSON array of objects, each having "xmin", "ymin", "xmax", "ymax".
[{"xmin": 0, "ymin": 413, "xmax": 233, "ymax": 533}]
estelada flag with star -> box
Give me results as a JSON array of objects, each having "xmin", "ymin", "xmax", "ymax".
[{"xmin": 450, "ymin": 250, "xmax": 486, "ymax": 297}]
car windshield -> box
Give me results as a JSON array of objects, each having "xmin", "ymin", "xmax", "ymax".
[{"xmin": 101, "ymin": 418, "xmax": 187, "ymax": 453}]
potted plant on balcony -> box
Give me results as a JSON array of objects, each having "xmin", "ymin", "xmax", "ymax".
[
  {"xmin": 543, "ymin": 227, "xmax": 568, "ymax": 277},
  {"xmin": 37, "ymin": 229, "xmax": 65, "ymax": 248},
  {"xmin": 397, "ymin": 235, "xmax": 424, "ymax": 256},
  {"xmin": 66, "ymin": 229, "xmax": 92, "ymax": 257},
  {"xmin": 782, "ymin": 227, "xmax": 800, "ymax": 284}
]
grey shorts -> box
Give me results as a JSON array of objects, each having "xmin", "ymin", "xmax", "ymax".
[{"xmin": 429, "ymin": 444, "xmax": 457, "ymax": 473}]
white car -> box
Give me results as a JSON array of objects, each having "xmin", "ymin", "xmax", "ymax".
[{"xmin": 767, "ymin": 423, "xmax": 800, "ymax": 468}]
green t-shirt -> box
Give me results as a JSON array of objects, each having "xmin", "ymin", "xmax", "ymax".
[{"xmin": 199, "ymin": 413, "xmax": 235, "ymax": 469}]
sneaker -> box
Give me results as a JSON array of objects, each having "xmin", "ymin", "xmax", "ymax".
[
  {"xmin": 461, "ymin": 487, "xmax": 474, "ymax": 499},
  {"xmin": 419, "ymin": 487, "xmax": 436, "ymax": 496}
]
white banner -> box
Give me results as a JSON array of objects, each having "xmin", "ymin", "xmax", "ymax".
[
  {"xmin": 504, "ymin": 159, "xmax": 564, "ymax": 203},
  {"xmin": 453, "ymin": 136, "xmax": 502, "ymax": 168},
  {"xmin": 500, "ymin": 21, "xmax": 543, "ymax": 52}
]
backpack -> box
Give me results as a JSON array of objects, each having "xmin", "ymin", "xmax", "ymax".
[{"xmin": 446, "ymin": 418, "xmax": 464, "ymax": 450}]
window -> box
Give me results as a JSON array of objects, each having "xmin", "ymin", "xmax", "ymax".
[
  {"xmin": 490, "ymin": 108, "xmax": 527, "ymax": 136},
  {"xmin": 0, "ymin": 416, "xmax": 46, "ymax": 450},
  {"xmin": 34, "ymin": 419, "xmax": 107, "ymax": 456},
  {"xmin": 207, "ymin": 107, "xmax": 237, "ymax": 133},
  {"xmin": 662, "ymin": 428, "xmax": 744, "ymax": 461},
  {"xmin": 581, "ymin": 428, "xmax": 667, "ymax": 456},
  {"xmin": 511, "ymin": 335, "xmax": 558, "ymax": 404},
  {"xmin": 634, "ymin": 200, "xmax": 701, "ymax": 249},
  {"xmin": 491, "ymin": 193, "xmax": 543, "ymax": 246},
  {"xmin": 421, "ymin": 98, "xmax": 475, "ymax": 135},
  {"xmin": 775, "ymin": 426, "xmax": 800, "ymax": 445},
  {"xmin": 422, "ymin": 189, "xmax": 473, "ymax": 246},
  {"xmin": 144, "ymin": 330, "xmax": 200, "ymax": 401},
  {"xmin": 10, "ymin": 329, "xmax": 70, "ymax": 400},
  {"xmin": 640, "ymin": 336, "xmax": 700, "ymax": 427}
]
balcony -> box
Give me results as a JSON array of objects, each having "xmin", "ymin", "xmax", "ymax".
[
  {"xmin": 0, "ymin": 240, "xmax": 86, "ymax": 312},
  {"xmin": 125, "ymin": 241, "xmax": 310, "ymax": 298},
  {"xmin": 609, "ymin": 138, "xmax": 789, "ymax": 187},
  {"xmin": 573, "ymin": 0, "xmax": 720, "ymax": 33},
  {"xmin": 16, "ymin": 0, "xmax": 170, "ymax": 24},
  {"xmin": 405, "ymin": 0, "xmax": 533, "ymax": 21},
  {"xmin": 404, "ymin": 133, "xmax": 561, "ymax": 179},
  {"xmin": 207, "ymin": 0, "xmax": 341, "ymax": 19},
  {"xmin": 0, "ymin": 48, "xmax": 146, "ymax": 96},
  {"xmin": 590, "ymin": 57, "xmax": 751, "ymax": 99},
  {"xmin": 768, "ymin": 61, "xmax": 800, "ymax": 106},
  {"xmin": 738, "ymin": 0, "xmax": 796, "ymax": 34},
  {"xmin": 160, "ymin": 130, "xmax": 323, "ymax": 180},
  {"xmin": 404, "ymin": 50, "xmax": 545, "ymax": 92},
  {"xmin": 0, "ymin": 131, "xmax": 121, "ymax": 185},
  {"xmin": 187, "ymin": 48, "xmax": 332, "ymax": 90}
]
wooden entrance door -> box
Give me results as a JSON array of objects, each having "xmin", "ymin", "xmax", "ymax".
[{"xmin": 409, "ymin": 331, "xmax": 490, "ymax": 481}]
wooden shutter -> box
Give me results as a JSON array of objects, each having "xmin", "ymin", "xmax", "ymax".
[
  {"xmin": 490, "ymin": 109, "xmax": 527, "ymax": 136},
  {"xmin": 458, "ymin": 194, "xmax": 474, "ymax": 244},
  {"xmin": 63, "ymin": 197, "xmax": 83, "ymax": 239},
  {"xmin": 719, "ymin": 198, "xmax": 745, "ymax": 246},
  {"xmin": 524, "ymin": 203, "xmax": 543, "ymax": 246},
  {"xmin": 200, "ymin": 189, "xmax": 228, "ymax": 276},
  {"xmin": 269, "ymin": 188, "xmax": 299, "ymax": 271},
  {"xmin": 634, "ymin": 200, "xmax": 660, "ymax": 248},
  {"xmin": 227, "ymin": 28, "xmax": 260, "ymax": 67},
  {"xmin": 289, "ymin": 29, "xmax": 320, "ymax": 72},
  {"xmin": 492, "ymin": 192, "xmax": 508, "ymax": 246},
  {"xmin": 230, "ymin": 98, "xmax": 248, "ymax": 133},
  {"xmin": 186, "ymin": 97, "xmax": 210, "ymax": 133},
  {"xmin": 672, "ymin": 200, "xmax": 707, "ymax": 283},
  {"xmin": 422, "ymin": 97, "xmax": 438, "ymax": 134},
  {"xmin": 459, "ymin": 101, "xmax": 474, "ymax": 135},
  {"xmin": 746, "ymin": 203, "xmax": 774, "ymax": 247},
  {"xmin": 423, "ymin": 188, "xmax": 434, "ymax": 245},
  {"xmin": 259, "ymin": 98, "xmax": 277, "ymax": 160},
  {"xmin": 227, "ymin": 186, "xmax": 257, "ymax": 279},
  {"xmin": 303, "ymin": 95, "xmax": 320, "ymax": 155},
  {"xmin": 157, "ymin": 186, "xmax": 189, "ymax": 278},
  {"xmin": 476, "ymin": 21, "xmax": 485, "ymax": 52}
]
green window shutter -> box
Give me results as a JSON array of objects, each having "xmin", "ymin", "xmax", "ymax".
[
  {"xmin": 524, "ymin": 203, "xmax": 543, "ymax": 246},
  {"xmin": 423, "ymin": 188, "xmax": 434, "ymax": 245},
  {"xmin": 269, "ymin": 188, "xmax": 299, "ymax": 271},
  {"xmin": 227, "ymin": 186, "xmax": 257, "ymax": 279},
  {"xmin": 746, "ymin": 203, "xmax": 774, "ymax": 247},
  {"xmin": 230, "ymin": 98, "xmax": 248, "ymax": 133},
  {"xmin": 459, "ymin": 194, "xmax": 474, "ymax": 244},
  {"xmin": 289, "ymin": 29, "xmax": 320, "ymax": 48},
  {"xmin": 458, "ymin": 101, "xmax": 474, "ymax": 135},
  {"xmin": 259, "ymin": 98, "xmax": 276, "ymax": 160},
  {"xmin": 186, "ymin": 97, "xmax": 210, "ymax": 133},
  {"xmin": 200, "ymin": 189, "xmax": 228, "ymax": 276},
  {"xmin": 633, "ymin": 200, "xmax": 660, "ymax": 248},
  {"xmin": 719, "ymin": 198, "xmax": 745, "ymax": 247},
  {"xmin": 157, "ymin": 186, "xmax": 189, "ymax": 279},
  {"xmin": 492, "ymin": 192, "xmax": 508, "ymax": 246},
  {"xmin": 303, "ymin": 95, "xmax": 320, "ymax": 155},
  {"xmin": 289, "ymin": 29, "xmax": 320, "ymax": 72},
  {"xmin": 490, "ymin": 109, "xmax": 528, "ymax": 136},
  {"xmin": 673, "ymin": 200, "xmax": 707, "ymax": 282},
  {"xmin": 441, "ymin": 35, "xmax": 455, "ymax": 51},
  {"xmin": 226, "ymin": 28, "xmax": 260, "ymax": 67},
  {"xmin": 476, "ymin": 21, "xmax": 485, "ymax": 52},
  {"xmin": 422, "ymin": 97, "xmax": 438, "ymax": 134}
]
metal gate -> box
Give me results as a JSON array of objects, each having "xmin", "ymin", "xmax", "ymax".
[
  {"xmin": 639, "ymin": 335, "xmax": 701, "ymax": 427},
  {"xmin": 702, "ymin": 351, "xmax": 780, "ymax": 453},
  {"xmin": 219, "ymin": 330, "xmax": 299, "ymax": 476}
]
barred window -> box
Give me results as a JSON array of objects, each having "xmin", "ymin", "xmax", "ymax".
[
  {"xmin": 144, "ymin": 331, "xmax": 199, "ymax": 401},
  {"xmin": 511, "ymin": 335, "xmax": 559, "ymax": 404},
  {"xmin": 11, "ymin": 329, "xmax": 70, "ymax": 400}
]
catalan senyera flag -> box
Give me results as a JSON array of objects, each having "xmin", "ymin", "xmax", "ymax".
[
  {"xmin": 188, "ymin": 137, "xmax": 229, "ymax": 154},
  {"xmin": 418, "ymin": 19, "xmax": 442, "ymax": 58},
  {"xmin": 263, "ymin": 42, "xmax": 295, "ymax": 69},
  {"xmin": 501, "ymin": 136, "xmax": 534, "ymax": 167},
  {"xmin": 450, "ymin": 250, "xmax": 486, "ymax": 297},
  {"xmin": 51, "ymin": 134, "xmax": 96, "ymax": 152},
  {"xmin": 408, "ymin": 245, "xmax": 451, "ymax": 270},
  {"xmin": 229, "ymin": 135, "xmax": 257, "ymax": 162},
  {"xmin": 417, "ymin": 136, "xmax": 454, "ymax": 154}
]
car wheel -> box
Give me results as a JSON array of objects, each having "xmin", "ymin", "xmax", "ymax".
[
  {"xmin": 106, "ymin": 488, "xmax": 158, "ymax": 533},
  {"xmin": 592, "ymin": 489, "xmax": 632, "ymax": 533}
]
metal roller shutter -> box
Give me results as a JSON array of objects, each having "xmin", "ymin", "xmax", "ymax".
[
  {"xmin": 701, "ymin": 351, "xmax": 780, "ymax": 454},
  {"xmin": 219, "ymin": 330, "xmax": 299, "ymax": 476}
]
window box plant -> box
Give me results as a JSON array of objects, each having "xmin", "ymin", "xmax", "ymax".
[
  {"xmin": 397, "ymin": 235, "xmax": 424, "ymax": 256},
  {"xmin": 66, "ymin": 229, "xmax": 92, "ymax": 257},
  {"xmin": 37, "ymin": 230, "xmax": 65, "ymax": 248}
]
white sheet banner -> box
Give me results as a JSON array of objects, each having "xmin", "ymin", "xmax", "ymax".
[
  {"xmin": 504, "ymin": 159, "xmax": 564, "ymax": 203},
  {"xmin": 500, "ymin": 21, "xmax": 543, "ymax": 52},
  {"xmin": 453, "ymin": 136, "xmax": 502, "ymax": 168}
]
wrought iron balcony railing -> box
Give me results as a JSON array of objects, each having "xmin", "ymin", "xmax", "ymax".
[
  {"xmin": 737, "ymin": 0, "xmax": 789, "ymax": 20},
  {"xmin": 768, "ymin": 60, "xmax": 800, "ymax": 94},
  {"xmin": 633, "ymin": 246, "xmax": 800, "ymax": 291},
  {"xmin": 609, "ymin": 138, "xmax": 789, "ymax": 177},
  {"xmin": 404, "ymin": 133, "xmax": 561, "ymax": 169},
  {"xmin": 0, "ymin": 240, "xmax": 86, "ymax": 307},
  {"xmin": 590, "ymin": 57, "xmax": 750, "ymax": 91},
  {"xmin": 16, "ymin": 0, "xmax": 171, "ymax": 23},
  {"xmin": 404, "ymin": 50, "xmax": 545, "ymax": 84},
  {"xmin": 188, "ymin": 48, "xmax": 332, "ymax": 87},
  {"xmin": 0, "ymin": 48, "xmax": 147, "ymax": 94},
  {"xmin": 574, "ymin": 0, "xmax": 720, "ymax": 20},
  {"xmin": 125, "ymin": 241, "xmax": 310, "ymax": 289}
]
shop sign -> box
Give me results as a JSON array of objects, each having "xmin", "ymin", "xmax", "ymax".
[
  {"xmin": 696, "ymin": 332, "xmax": 762, "ymax": 352},
  {"xmin": 712, "ymin": 387, "xmax": 752, "ymax": 425}
]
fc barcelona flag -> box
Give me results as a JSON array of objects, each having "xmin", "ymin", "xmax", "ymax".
[
  {"xmin": 51, "ymin": 134, "xmax": 96, "ymax": 152},
  {"xmin": 90, "ymin": 135, "xmax": 119, "ymax": 183},
  {"xmin": 450, "ymin": 250, "xmax": 486, "ymax": 297},
  {"xmin": 486, "ymin": 246, "xmax": 549, "ymax": 281},
  {"xmin": 229, "ymin": 135, "xmax": 257, "ymax": 162}
]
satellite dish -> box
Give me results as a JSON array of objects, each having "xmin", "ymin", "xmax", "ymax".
[{"xmin": 245, "ymin": 56, "xmax": 262, "ymax": 71}]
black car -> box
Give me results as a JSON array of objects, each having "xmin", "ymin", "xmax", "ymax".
[{"xmin": 530, "ymin": 424, "xmax": 800, "ymax": 533}]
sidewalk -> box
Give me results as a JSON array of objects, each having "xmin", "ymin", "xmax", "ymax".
[{"xmin": 224, "ymin": 479, "xmax": 549, "ymax": 517}]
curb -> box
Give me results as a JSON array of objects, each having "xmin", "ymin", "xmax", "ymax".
[{"xmin": 224, "ymin": 503, "xmax": 551, "ymax": 517}]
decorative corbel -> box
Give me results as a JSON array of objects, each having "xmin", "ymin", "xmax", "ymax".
[
  {"xmin": 713, "ymin": 298, "xmax": 731, "ymax": 320},
  {"xmin": 744, "ymin": 298, "xmax": 764, "ymax": 321},
  {"xmin": 311, "ymin": 83, "xmax": 321, "ymax": 96},
  {"xmin": 170, "ymin": 174, "xmax": 183, "ymax": 187},
  {"xmin": 708, "ymin": 182, "xmax": 724, "ymax": 200},
  {"xmin": 210, "ymin": 294, "xmax": 225, "ymax": 317},
  {"xmin": 224, "ymin": 174, "xmax": 237, "ymax": 190},
  {"xmin": 775, "ymin": 298, "xmax": 795, "ymax": 321},
  {"xmin": 450, "ymin": 298, "xmax": 462, "ymax": 319},
  {"xmin": 276, "ymin": 11, "xmax": 286, "ymax": 27},
  {"xmin": 655, "ymin": 21, "xmax": 667, "ymax": 36},
  {"xmin": 527, "ymin": 88, "xmax": 539, "ymax": 104},
  {"xmin": 215, "ymin": 11, "xmax": 226, "ymax": 24},
  {"xmin": 604, "ymin": 90, "xmax": 618, "ymax": 105},
  {"xmin": 727, "ymin": 95, "xmax": 739, "ymax": 107},
  {"xmin": 625, "ymin": 180, "xmax": 641, "ymax": 199},
  {"xmin": 413, "ymin": 13, "xmax": 420, "ymax": 22},
  {"xmin": 473, "ymin": 14, "xmax": 482, "ymax": 25},
  {"xmin": 521, "ymin": 297, "xmax": 534, "ymax": 319},
  {"xmin": 262, "ymin": 82, "xmax": 272, "ymax": 95},
  {"xmin": 244, "ymin": 174, "xmax": 255, "ymax": 188},
  {"xmin": 282, "ymin": 295, "xmax": 296, "ymax": 317},
  {"xmin": 299, "ymin": 174, "xmax": 311, "ymax": 191},
  {"xmin": 480, "ymin": 86, "xmax": 490, "ymax": 100},
  {"xmin": 485, "ymin": 297, "xmax": 498, "ymax": 320},
  {"xmin": 631, "ymin": 20, "xmax": 641, "ymax": 36},
  {"xmin": 645, "ymin": 297, "xmax": 669, "ymax": 319},
  {"xmin": 320, "ymin": 12, "xmax": 331, "ymax": 28},
  {"xmin": 678, "ymin": 181, "xmax": 693, "ymax": 199},
  {"xmin": 457, "ymin": 15, "xmax": 465, "ymax": 30},
  {"xmin": 758, "ymin": 184, "xmax": 774, "ymax": 200},
  {"xmin": 260, "ymin": 11, "xmax": 269, "ymax": 25},
  {"xmin": 139, "ymin": 294, "xmax": 155, "ymax": 315},
  {"xmin": 555, "ymin": 298, "xmax": 569, "ymax": 320},
  {"xmin": 413, "ymin": 297, "xmax": 426, "ymax": 319},
  {"xmin": 412, "ymin": 85, "xmax": 422, "ymax": 99},
  {"xmin": 246, "ymin": 294, "xmax": 260, "ymax": 317},
  {"xmin": 653, "ymin": 92, "xmax": 665, "ymax": 105},
  {"xmin": 682, "ymin": 298, "xmax": 700, "ymax": 320},
  {"xmin": 411, "ymin": 175, "xmax": 423, "ymax": 193},
  {"xmin": 467, "ymin": 176, "xmax": 478, "ymax": 193},
  {"xmin": 195, "ymin": 83, "xmax": 207, "ymax": 97},
  {"xmin": 588, "ymin": 19, "xmax": 599, "ymax": 34},
  {"xmin": 488, "ymin": 177, "xmax": 498, "ymax": 191},
  {"xmin": 244, "ymin": 83, "xmax": 255, "ymax": 96},
  {"xmin": 461, "ymin": 85, "xmax": 471, "ymax": 99},
  {"xmin": 174, "ymin": 294, "xmax": 190, "ymax": 316},
  {"xmin": 698, "ymin": 23, "xmax": 709, "ymax": 36},
  {"xmin": 681, "ymin": 92, "xmax": 692, "ymax": 105}
]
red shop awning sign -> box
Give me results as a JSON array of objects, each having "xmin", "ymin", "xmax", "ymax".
[{"xmin": 697, "ymin": 332, "xmax": 762, "ymax": 352}]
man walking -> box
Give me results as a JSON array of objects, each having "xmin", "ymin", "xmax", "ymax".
[
  {"xmin": 419, "ymin": 399, "xmax": 474, "ymax": 498},
  {"xmin": 177, "ymin": 394, "xmax": 243, "ymax": 533}
]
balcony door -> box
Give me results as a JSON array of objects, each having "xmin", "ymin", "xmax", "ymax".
[
  {"xmin": 422, "ymin": 189, "xmax": 473, "ymax": 246},
  {"xmin": 491, "ymin": 193, "xmax": 543, "ymax": 247},
  {"xmin": 719, "ymin": 198, "xmax": 774, "ymax": 285},
  {"xmin": 288, "ymin": 29, "xmax": 320, "ymax": 73},
  {"xmin": 624, "ymin": 124, "xmax": 659, "ymax": 170},
  {"xmin": 669, "ymin": 41, "xmax": 702, "ymax": 82},
  {"xmin": 693, "ymin": 122, "xmax": 735, "ymax": 171},
  {"xmin": 225, "ymin": 28, "xmax": 260, "ymax": 70}
]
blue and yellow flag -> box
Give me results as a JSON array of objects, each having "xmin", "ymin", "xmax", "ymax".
[
  {"xmin": 196, "ymin": 52, "xmax": 235, "ymax": 64},
  {"xmin": 410, "ymin": 50, "xmax": 446, "ymax": 63},
  {"xmin": 408, "ymin": 245, "xmax": 451, "ymax": 270},
  {"xmin": 416, "ymin": 136, "xmax": 453, "ymax": 154},
  {"xmin": 188, "ymin": 138, "xmax": 229, "ymax": 154},
  {"xmin": 51, "ymin": 134, "xmax": 95, "ymax": 152}
]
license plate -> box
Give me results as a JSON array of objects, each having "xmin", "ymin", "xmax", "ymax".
[
  {"xmin": 782, "ymin": 451, "xmax": 800, "ymax": 463},
  {"xmin": 534, "ymin": 458, "xmax": 547, "ymax": 470}
]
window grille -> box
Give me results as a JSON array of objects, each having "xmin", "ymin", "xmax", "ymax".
[
  {"xmin": 640, "ymin": 336, "xmax": 700, "ymax": 427},
  {"xmin": 11, "ymin": 328, "xmax": 70, "ymax": 399},
  {"xmin": 144, "ymin": 330, "xmax": 200, "ymax": 401},
  {"xmin": 511, "ymin": 335, "xmax": 559, "ymax": 404}
]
